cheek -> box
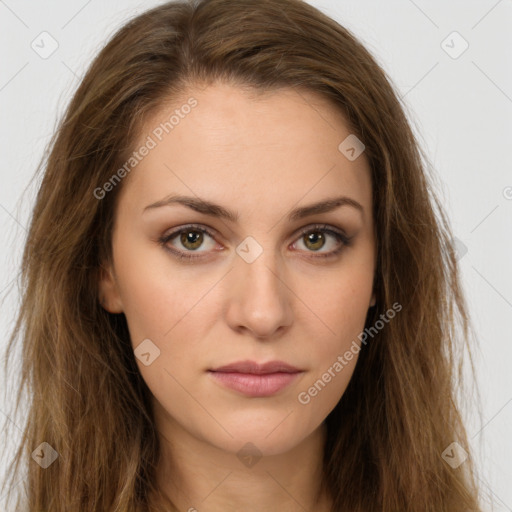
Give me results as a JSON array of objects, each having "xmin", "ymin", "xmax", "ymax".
[
  {"xmin": 112, "ymin": 231, "xmax": 206, "ymax": 345},
  {"xmin": 295, "ymin": 267, "xmax": 371, "ymax": 393},
  {"xmin": 286, "ymin": 281, "xmax": 371, "ymax": 422},
  {"xmin": 300, "ymin": 265, "xmax": 373, "ymax": 345},
  {"xmin": 117, "ymin": 266, "xmax": 213, "ymax": 414},
  {"xmin": 116, "ymin": 270, "xmax": 176, "ymax": 346}
]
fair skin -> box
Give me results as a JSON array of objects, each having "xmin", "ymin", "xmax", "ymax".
[{"xmin": 99, "ymin": 82, "xmax": 376, "ymax": 511}]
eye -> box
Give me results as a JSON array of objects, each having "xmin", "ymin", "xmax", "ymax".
[
  {"xmin": 158, "ymin": 223, "xmax": 352, "ymax": 262},
  {"xmin": 292, "ymin": 224, "xmax": 352, "ymax": 259},
  {"xmin": 158, "ymin": 224, "xmax": 219, "ymax": 261}
]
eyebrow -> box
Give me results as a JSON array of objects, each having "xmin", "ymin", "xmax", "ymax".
[{"xmin": 143, "ymin": 194, "xmax": 364, "ymax": 222}]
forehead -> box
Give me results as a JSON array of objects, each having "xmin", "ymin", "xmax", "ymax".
[{"xmin": 118, "ymin": 82, "xmax": 372, "ymax": 221}]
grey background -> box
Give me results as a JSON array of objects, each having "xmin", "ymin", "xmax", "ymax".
[{"xmin": 1, "ymin": 0, "xmax": 511, "ymax": 509}]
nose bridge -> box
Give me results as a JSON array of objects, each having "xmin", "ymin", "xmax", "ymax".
[
  {"xmin": 225, "ymin": 234, "xmax": 293, "ymax": 336},
  {"xmin": 241, "ymin": 248, "xmax": 282, "ymax": 300}
]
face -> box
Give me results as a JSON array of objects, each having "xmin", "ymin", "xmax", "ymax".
[{"xmin": 99, "ymin": 82, "xmax": 376, "ymax": 457}]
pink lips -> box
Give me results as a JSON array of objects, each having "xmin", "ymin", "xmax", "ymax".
[{"xmin": 208, "ymin": 360, "xmax": 303, "ymax": 397}]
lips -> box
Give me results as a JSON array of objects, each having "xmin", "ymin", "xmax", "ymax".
[
  {"xmin": 207, "ymin": 360, "xmax": 304, "ymax": 397},
  {"xmin": 209, "ymin": 360, "xmax": 302, "ymax": 375}
]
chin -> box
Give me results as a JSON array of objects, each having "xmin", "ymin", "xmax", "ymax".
[{"xmin": 205, "ymin": 421, "xmax": 312, "ymax": 457}]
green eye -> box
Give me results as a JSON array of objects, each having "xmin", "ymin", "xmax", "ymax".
[{"xmin": 159, "ymin": 223, "xmax": 351, "ymax": 262}]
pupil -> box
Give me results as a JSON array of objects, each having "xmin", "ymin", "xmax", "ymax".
[
  {"xmin": 181, "ymin": 231, "xmax": 202, "ymax": 250},
  {"xmin": 306, "ymin": 232, "xmax": 324, "ymax": 251}
]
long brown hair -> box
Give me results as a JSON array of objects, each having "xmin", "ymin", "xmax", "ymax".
[{"xmin": 1, "ymin": 0, "xmax": 485, "ymax": 510}]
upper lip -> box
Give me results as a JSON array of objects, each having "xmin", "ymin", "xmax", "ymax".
[{"xmin": 209, "ymin": 360, "xmax": 302, "ymax": 374}]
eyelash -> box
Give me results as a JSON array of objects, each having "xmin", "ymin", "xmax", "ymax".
[{"xmin": 158, "ymin": 223, "xmax": 352, "ymax": 262}]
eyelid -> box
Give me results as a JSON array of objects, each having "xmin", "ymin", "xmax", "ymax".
[
  {"xmin": 160, "ymin": 223, "xmax": 218, "ymax": 244},
  {"xmin": 160, "ymin": 222, "xmax": 349, "ymax": 242},
  {"xmin": 293, "ymin": 223, "xmax": 349, "ymax": 241}
]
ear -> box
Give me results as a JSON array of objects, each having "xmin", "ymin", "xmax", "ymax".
[
  {"xmin": 369, "ymin": 291, "xmax": 376, "ymax": 308},
  {"xmin": 98, "ymin": 262, "xmax": 124, "ymax": 313}
]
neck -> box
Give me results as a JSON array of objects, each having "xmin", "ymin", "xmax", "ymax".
[{"xmin": 150, "ymin": 403, "xmax": 333, "ymax": 512}]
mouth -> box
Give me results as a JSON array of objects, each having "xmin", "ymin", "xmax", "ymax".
[
  {"xmin": 207, "ymin": 360, "xmax": 304, "ymax": 397},
  {"xmin": 209, "ymin": 359, "xmax": 302, "ymax": 374}
]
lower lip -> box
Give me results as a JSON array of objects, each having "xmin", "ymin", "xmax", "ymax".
[{"xmin": 208, "ymin": 371, "xmax": 302, "ymax": 397}]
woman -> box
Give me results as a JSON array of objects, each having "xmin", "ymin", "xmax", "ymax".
[{"xmin": 1, "ymin": 0, "xmax": 483, "ymax": 510}]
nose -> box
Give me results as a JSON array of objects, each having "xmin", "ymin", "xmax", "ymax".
[{"xmin": 224, "ymin": 249, "xmax": 293, "ymax": 339}]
